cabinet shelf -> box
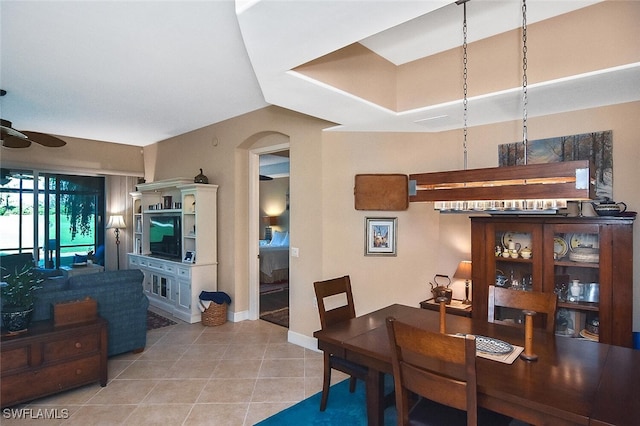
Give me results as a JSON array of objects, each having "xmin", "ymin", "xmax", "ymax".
[
  {"xmin": 143, "ymin": 209, "xmax": 181, "ymax": 214},
  {"xmin": 554, "ymin": 260, "xmax": 599, "ymax": 269},
  {"xmin": 558, "ymin": 300, "xmax": 599, "ymax": 312},
  {"xmin": 495, "ymin": 257, "xmax": 533, "ymax": 264}
]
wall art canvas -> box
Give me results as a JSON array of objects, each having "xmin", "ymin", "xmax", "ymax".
[{"xmin": 498, "ymin": 130, "xmax": 613, "ymax": 200}]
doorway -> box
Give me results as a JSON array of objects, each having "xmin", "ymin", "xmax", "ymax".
[{"xmin": 248, "ymin": 144, "xmax": 290, "ymax": 325}]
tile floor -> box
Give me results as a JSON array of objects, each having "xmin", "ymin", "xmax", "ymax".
[{"xmin": 2, "ymin": 309, "xmax": 348, "ymax": 425}]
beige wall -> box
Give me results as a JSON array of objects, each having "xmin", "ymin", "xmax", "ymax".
[
  {"xmin": 321, "ymin": 101, "xmax": 640, "ymax": 338},
  {"xmin": 146, "ymin": 106, "xmax": 332, "ymax": 326},
  {"xmin": 1, "ymin": 135, "xmax": 144, "ymax": 177},
  {"xmin": 4, "ymin": 100, "xmax": 637, "ymax": 341},
  {"xmin": 147, "ymin": 101, "xmax": 640, "ymax": 341}
]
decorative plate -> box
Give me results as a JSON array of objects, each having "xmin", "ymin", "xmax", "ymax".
[
  {"xmin": 474, "ymin": 336, "xmax": 514, "ymax": 354},
  {"xmin": 553, "ymin": 237, "xmax": 568, "ymax": 258},
  {"xmin": 501, "ymin": 232, "xmax": 532, "ymax": 252},
  {"xmin": 568, "ymin": 233, "xmax": 599, "ymax": 250},
  {"xmin": 579, "ymin": 329, "xmax": 599, "ymax": 342}
]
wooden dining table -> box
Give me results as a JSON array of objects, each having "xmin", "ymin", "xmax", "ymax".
[{"xmin": 313, "ymin": 304, "xmax": 639, "ymax": 426}]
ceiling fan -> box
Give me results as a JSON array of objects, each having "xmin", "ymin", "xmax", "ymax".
[{"xmin": 0, "ymin": 90, "xmax": 67, "ymax": 148}]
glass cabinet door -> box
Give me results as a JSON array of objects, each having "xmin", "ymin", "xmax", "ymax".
[
  {"xmin": 547, "ymin": 223, "xmax": 601, "ymax": 341},
  {"xmin": 489, "ymin": 222, "xmax": 543, "ymax": 325}
]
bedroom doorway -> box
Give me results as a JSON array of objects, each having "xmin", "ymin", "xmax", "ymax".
[{"xmin": 257, "ymin": 149, "xmax": 290, "ymax": 327}]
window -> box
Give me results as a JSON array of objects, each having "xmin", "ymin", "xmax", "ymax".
[{"xmin": 0, "ymin": 169, "xmax": 105, "ymax": 268}]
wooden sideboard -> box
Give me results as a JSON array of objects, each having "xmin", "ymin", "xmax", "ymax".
[{"xmin": 1, "ymin": 318, "xmax": 108, "ymax": 408}]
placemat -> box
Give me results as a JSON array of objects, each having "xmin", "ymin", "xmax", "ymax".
[{"xmin": 477, "ymin": 345, "xmax": 524, "ymax": 364}]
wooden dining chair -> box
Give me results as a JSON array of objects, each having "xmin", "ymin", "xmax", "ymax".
[
  {"xmin": 386, "ymin": 317, "xmax": 512, "ymax": 426},
  {"xmin": 488, "ymin": 285, "xmax": 558, "ymax": 333},
  {"xmin": 313, "ymin": 275, "xmax": 368, "ymax": 411}
]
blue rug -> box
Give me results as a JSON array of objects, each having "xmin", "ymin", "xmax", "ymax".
[{"xmin": 255, "ymin": 378, "xmax": 397, "ymax": 425}]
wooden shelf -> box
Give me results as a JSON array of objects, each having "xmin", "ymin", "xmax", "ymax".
[{"xmin": 558, "ymin": 300, "xmax": 600, "ymax": 312}]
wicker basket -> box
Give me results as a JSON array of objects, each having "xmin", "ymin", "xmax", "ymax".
[{"xmin": 200, "ymin": 300, "xmax": 227, "ymax": 326}]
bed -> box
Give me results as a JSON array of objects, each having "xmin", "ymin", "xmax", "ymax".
[{"xmin": 260, "ymin": 231, "xmax": 289, "ymax": 284}]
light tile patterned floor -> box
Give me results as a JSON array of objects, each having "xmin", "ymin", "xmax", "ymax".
[{"xmin": 2, "ymin": 310, "xmax": 348, "ymax": 425}]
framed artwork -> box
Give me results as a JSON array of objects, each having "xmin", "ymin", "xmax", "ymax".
[
  {"xmin": 498, "ymin": 130, "xmax": 613, "ymax": 200},
  {"xmin": 365, "ymin": 217, "xmax": 397, "ymax": 256},
  {"xmin": 183, "ymin": 251, "xmax": 195, "ymax": 264}
]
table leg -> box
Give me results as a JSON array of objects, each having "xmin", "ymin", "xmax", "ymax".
[{"xmin": 366, "ymin": 369, "xmax": 385, "ymax": 426}]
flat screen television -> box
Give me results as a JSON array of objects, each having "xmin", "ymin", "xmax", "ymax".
[{"xmin": 148, "ymin": 215, "xmax": 181, "ymax": 260}]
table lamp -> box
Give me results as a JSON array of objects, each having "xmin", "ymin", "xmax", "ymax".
[
  {"xmin": 106, "ymin": 215, "xmax": 126, "ymax": 270},
  {"xmin": 263, "ymin": 216, "xmax": 278, "ymax": 241},
  {"xmin": 454, "ymin": 260, "xmax": 472, "ymax": 304}
]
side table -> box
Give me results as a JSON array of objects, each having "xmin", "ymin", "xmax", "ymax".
[
  {"xmin": 1, "ymin": 317, "xmax": 108, "ymax": 408},
  {"xmin": 420, "ymin": 298, "xmax": 473, "ymax": 317},
  {"xmin": 60, "ymin": 263, "xmax": 105, "ymax": 278}
]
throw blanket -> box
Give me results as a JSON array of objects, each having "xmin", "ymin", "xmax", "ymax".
[{"xmin": 199, "ymin": 291, "xmax": 231, "ymax": 305}]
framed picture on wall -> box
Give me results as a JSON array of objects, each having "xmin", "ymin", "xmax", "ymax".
[
  {"xmin": 183, "ymin": 251, "xmax": 195, "ymax": 264},
  {"xmin": 365, "ymin": 217, "xmax": 397, "ymax": 256}
]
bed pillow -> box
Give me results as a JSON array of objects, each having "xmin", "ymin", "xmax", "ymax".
[
  {"xmin": 270, "ymin": 231, "xmax": 286, "ymax": 246},
  {"xmin": 282, "ymin": 232, "xmax": 289, "ymax": 246}
]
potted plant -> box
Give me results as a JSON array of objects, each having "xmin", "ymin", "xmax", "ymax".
[{"xmin": 1, "ymin": 264, "xmax": 44, "ymax": 333}]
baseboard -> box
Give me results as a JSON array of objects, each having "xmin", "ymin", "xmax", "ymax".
[
  {"xmin": 288, "ymin": 329, "xmax": 320, "ymax": 352},
  {"xmin": 231, "ymin": 309, "xmax": 250, "ymax": 322}
]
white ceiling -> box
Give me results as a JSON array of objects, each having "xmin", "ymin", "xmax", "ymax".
[{"xmin": 1, "ymin": 0, "xmax": 638, "ymax": 147}]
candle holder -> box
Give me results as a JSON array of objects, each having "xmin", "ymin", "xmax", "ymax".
[
  {"xmin": 436, "ymin": 296, "xmax": 448, "ymax": 334},
  {"xmin": 520, "ymin": 310, "xmax": 538, "ymax": 361}
]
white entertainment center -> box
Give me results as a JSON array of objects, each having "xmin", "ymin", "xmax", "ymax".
[{"xmin": 128, "ymin": 178, "xmax": 218, "ymax": 323}]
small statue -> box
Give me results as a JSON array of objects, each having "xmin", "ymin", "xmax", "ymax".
[{"xmin": 194, "ymin": 168, "xmax": 208, "ymax": 184}]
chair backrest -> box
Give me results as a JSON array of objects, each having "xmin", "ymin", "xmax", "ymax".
[
  {"xmin": 488, "ymin": 285, "xmax": 557, "ymax": 333},
  {"xmin": 313, "ymin": 275, "xmax": 356, "ymax": 329},
  {"xmin": 386, "ymin": 317, "xmax": 478, "ymax": 426}
]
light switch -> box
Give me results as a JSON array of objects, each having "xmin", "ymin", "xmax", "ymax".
[{"xmin": 291, "ymin": 247, "xmax": 299, "ymax": 257}]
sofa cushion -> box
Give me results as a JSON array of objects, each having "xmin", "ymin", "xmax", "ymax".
[{"xmin": 68, "ymin": 269, "xmax": 143, "ymax": 290}]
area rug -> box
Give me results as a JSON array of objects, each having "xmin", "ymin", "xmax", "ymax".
[
  {"xmin": 146, "ymin": 310, "xmax": 177, "ymax": 330},
  {"xmin": 260, "ymin": 307, "xmax": 289, "ymax": 328},
  {"xmin": 255, "ymin": 378, "xmax": 397, "ymax": 425}
]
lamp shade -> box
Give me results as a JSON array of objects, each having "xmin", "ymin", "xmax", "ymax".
[
  {"xmin": 454, "ymin": 260, "xmax": 472, "ymax": 280},
  {"xmin": 263, "ymin": 216, "xmax": 278, "ymax": 226},
  {"xmin": 106, "ymin": 215, "xmax": 126, "ymax": 229}
]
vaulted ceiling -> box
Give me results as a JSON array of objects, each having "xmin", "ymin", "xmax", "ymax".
[{"xmin": 1, "ymin": 0, "xmax": 638, "ymax": 147}]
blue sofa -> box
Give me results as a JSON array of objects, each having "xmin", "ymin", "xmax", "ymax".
[{"xmin": 31, "ymin": 269, "xmax": 149, "ymax": 357}]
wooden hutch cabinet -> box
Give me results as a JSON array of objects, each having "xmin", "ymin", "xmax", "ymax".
[{"xmin": 470, "ymin": 216, "xmax": 634, "ymax": 348}]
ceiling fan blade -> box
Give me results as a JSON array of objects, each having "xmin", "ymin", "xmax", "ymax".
[
  {"xmin": 22, "ymin": 131, "xmax": 67, "ymax": 147},
  {"xmin": 2, "ymin": 135, "xmax": 32, "ymax": 148},
  {"xmin": 1, "ymin": 119, "xmax": 29, "ymax": 139}
]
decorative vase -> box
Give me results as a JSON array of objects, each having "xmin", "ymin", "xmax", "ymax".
[
  {"xmin": 1, "ymin": 306, "xmax": 34, "ymax": 333},
  {"xmin": 194, "ymin": 168, "xmax": 209, "ymax": 184}
]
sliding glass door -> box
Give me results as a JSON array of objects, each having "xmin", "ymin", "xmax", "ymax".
[{"xmin": 0, "ymin": 169, "xmax": 105, "ymax": 268}]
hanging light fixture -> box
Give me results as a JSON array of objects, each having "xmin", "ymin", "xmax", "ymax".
[{"xmin": 409, "ymin": 0, "xmax": 594, "ymax": 213}]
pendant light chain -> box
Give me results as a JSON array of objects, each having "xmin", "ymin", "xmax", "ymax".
[
  {"xmin": 461, "ymin": 0, "xmax": 469, "ymax": 170},
  {"xmin": 522, "ymin": 0, "xmax": 528, "ymax": 164}
]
